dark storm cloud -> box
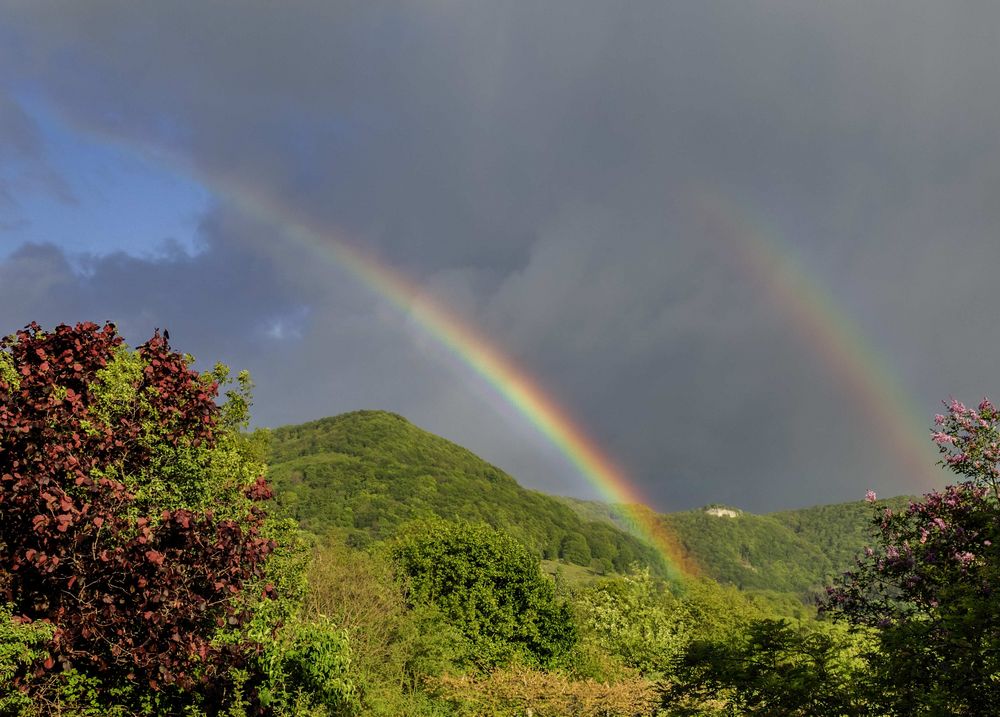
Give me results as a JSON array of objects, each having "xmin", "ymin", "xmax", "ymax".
[{"xmin": 1, "ymin": 1, "xmax": 998, "ymax": 510}]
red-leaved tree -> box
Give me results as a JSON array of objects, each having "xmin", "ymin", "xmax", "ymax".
[{"xmin": 0, "ymin": 322, "xmax": 276, "ymax": 703}]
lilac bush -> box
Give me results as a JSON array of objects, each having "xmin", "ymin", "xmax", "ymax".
[{"xmin": 823, "ymin": 397, "xmax": 1000, "ymax": 715}]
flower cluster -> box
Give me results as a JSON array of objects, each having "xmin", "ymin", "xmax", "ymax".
[
  {"xmin": 824, "ymin": 483, "xmax": 995, "ymax": 624},
  {"xmin": 932, "ymin": 397, "xmax": 1000, "ymax": 493}
]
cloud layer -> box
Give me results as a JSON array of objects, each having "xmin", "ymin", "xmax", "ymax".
[{"xmin": 2, "ymin": 2, "xmax": 999, "ymax": 511}]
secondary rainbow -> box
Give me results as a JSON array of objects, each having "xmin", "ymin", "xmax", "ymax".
[{"xmin": 693, "ymin": 192, "xmax": 943, "ymax": 491}]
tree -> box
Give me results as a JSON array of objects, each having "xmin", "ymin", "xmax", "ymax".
[
  {"xmin": 824, "ymin": 397, "xmax": 1000, "ymax": 715},
  {"xmin": 663, "ymin": 618, "xmax": 868, "ymax": 716},
  {"xmin": 559, "ymin": 531, "xmax": 592, "ymax": 565},
  {"xmin": 0, "ymin": 322, "xmax": 352, "ymax": 715},
  {"xmin": 388, "ymin": 518, "xmax": 577, "ymax": 669},
  {"xmin": 574, "ymin": 567, "xmax": 689, "ymax": 678}
]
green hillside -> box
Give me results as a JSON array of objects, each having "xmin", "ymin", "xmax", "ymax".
[
  {"xmin": 266, "ymin": 410, "xmax": 665, "ymax": 574},
  {"xmin": 560, "ymin": 494, "xmax": 917, "ymax": 596},
  {"xmin": 266, "ymin": 411, "xmax": 915, "ymax": 597},
  {"xmin": 659, "ymin": 507, "xmax": 832, "ymax": 594},
  {"xmin": 769, "ymin": 494, "xmax": 914, "ymax": 579}
]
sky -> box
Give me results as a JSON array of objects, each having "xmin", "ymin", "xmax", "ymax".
[{"xmin": 1, "ymin": 1, "xmax": 998, "ymax": 513}]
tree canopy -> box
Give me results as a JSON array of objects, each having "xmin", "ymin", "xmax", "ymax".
[
  {"xmin": 0, "ymin": 322, "xmax": 353, "ymax": 716},
  {"xmin": 388, "ymin": 518, "xmax": 577, "ymax": 669}
]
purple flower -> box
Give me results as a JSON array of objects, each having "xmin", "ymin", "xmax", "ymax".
[{"xmin": 865, "ymin": 490, "xmax": 878, "ymax": 503}]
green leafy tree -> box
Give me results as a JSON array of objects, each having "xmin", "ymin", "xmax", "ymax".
[
  {"xmin": 574, "ymin": 567, "xmax": 690, "ymax": 678},
  {"xmin": 663, "ymin": 619, "xmax": 868, "ymax": 716},
  {"xmin": 302, "ymin": 536, "xmax": 463, "ymax": 716},
  {"xmin": 560, "ymin": 531, "xmax": 592, "ymax": 565},
  {"xmin": 388, "ymin": 518, "xmax": 577, "ymax": 669}
]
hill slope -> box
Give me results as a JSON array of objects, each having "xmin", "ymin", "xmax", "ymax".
[
  {"xmin": 267, "ymin": 411, "xmax": 665, "ymax": 574},
  {"xmin": 659, "ymin": 507, "xmax": 832, "ymax": 593},
  {"xmin": 559, "ymin": 495, "xmax": 916, "ymax": 595},
  {"xmin": 769, "ymin": 495, "xmax": 914, "ymax": 580}
]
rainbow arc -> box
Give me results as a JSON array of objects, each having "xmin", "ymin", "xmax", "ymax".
[{"xmin": 59, "ymin": 115, "xmax": 945, "ymax": 578}]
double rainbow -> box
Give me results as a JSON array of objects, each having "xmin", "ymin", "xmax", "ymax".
[{"xmin": 59, "ymin": 113, "xmax": 943, "ymax": 578}]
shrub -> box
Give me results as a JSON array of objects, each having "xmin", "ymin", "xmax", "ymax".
[
  {"xmin": 303, "ymin": 535, "xmax": 460, "ymax": 716},
  {"xmin": 573, "ymin": 567, "xmax": 690, "ymax": 678},
  {"xmin": 428, "ymin": 665, "xmax": 660, "ymax": 717},
  {"xmin": 662, "ymin": 619, "xmax": 868, "ymax": 716}
]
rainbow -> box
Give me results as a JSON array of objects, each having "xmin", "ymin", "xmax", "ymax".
[
  {"xmin": 199, "ymin": 168, "xmax": 699, "ymax": 581},
  {"xmin": 52, "ymin": 109, "xmax": 942, "ymax": 579},
  {"xmin": 28, "ymin": 103, "xmax": 702, "ymax": 578},
  {"xmin": 692, "ymin": 192, "xmax": 943, "ymax": 491}
]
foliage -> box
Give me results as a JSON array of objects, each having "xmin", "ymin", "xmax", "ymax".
[
  {"xmin": 658, "ymin": 509, "xmax": 832, "ymax": 594},
  {"xmin": 253, "ymin": 617, "xmax": 356, "ymax": 716},
  {"xmin": 0, "ymin": 321, "xmax": 347, "ymax": 715},
  {"xmin": 573, "ymin": 567, "xmax": 690, "ymax": 678},
  {"xmin": 663, "ymin": 619, "xmax": 868, "ymax": 716},
  {"xmin": 266, "ymin": 411, "xmax": 665, "ymax": 573},
  {"xmin": 0, "ymin": 606, "xmax": 54, "ymax": 715},
  {"xmin": 389, "ymin": 518, "xmax": 577, "ymax": 669},
  {"xmin": 428, "ymin": 665, "xmax": 661, "ymax": 717},
  {"xmin": 562, "ymin": 494, "xmax": 918, "ymax": 603},
  {"xmin": 824, "ymin": 397, "xmax": 1000, "ymax": 715},
  {"xmin": 302, "ymin": 535, "xmax": 461, "ymax": 716},
  {"xmin": 770, "ymin": 495, "xmax": 913, "ymax": 588}
]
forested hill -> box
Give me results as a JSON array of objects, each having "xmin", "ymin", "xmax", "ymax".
[
  {"xmin": 266, "ymin": 410, "xmax": 665, "ymax": 574},
  {"xmin": 559, "ymin": 495, "xmax": 915, "ymax": 596},
  {"xmin": 268, "ymin": 410, "xmax": 916, "ymax": 596}
]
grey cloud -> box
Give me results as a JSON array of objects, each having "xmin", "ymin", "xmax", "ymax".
[
  {"xmin": 0, "ymin": 91, "xmax": 76, "ymax": 212},
  {"xmin": 1, "ymin": 2, "xmax": 997, "ymax": 509},
  {"xmin": 0, "ymin": 92, "xmax": 43, "ymax": 161}
]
